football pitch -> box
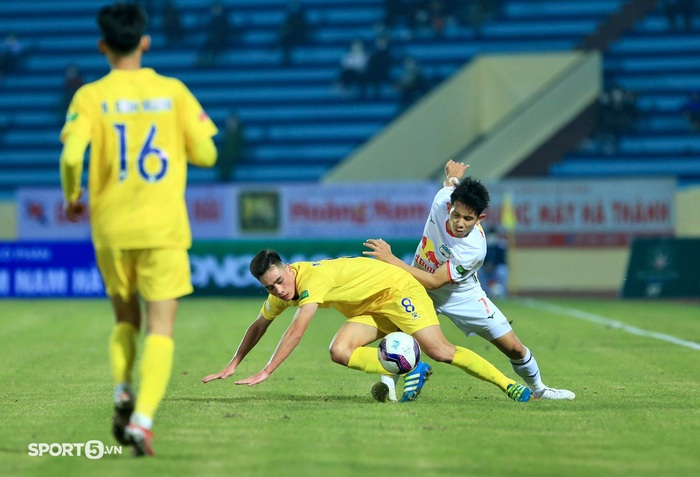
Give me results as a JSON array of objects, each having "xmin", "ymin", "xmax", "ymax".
[{"xmin": 1, "ymin": 297, "xmax": 698, "ymax": 477}]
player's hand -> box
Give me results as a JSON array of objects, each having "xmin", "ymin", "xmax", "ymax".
[
  {"xmin": 362, "ymin": 238, "xmax": 395, "ymax": 264},
  {"xmin": 201, "ymin": 366, "xmax": 236, "ymax": 383},
  {"xmin": 444, "ymin": 160, "xmax": 469, "ymax": 181},
  {"xmin": 234, "ymin": 369, "xmax": 271, "ymax": 386},
  {"xmin": 64, "ymin": 190, "xmax": 86, "ymax": 223}
]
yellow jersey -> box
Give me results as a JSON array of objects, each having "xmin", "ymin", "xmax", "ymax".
[
  {"xmin": 260, "ymin": 257, "xmax": 427, "ymax": 320},
  {"xmin": 60, "ymin": 68, "xmax": 218, "ymax": 249}
]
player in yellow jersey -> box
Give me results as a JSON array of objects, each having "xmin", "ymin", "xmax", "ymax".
[
  {"xmin": 59, "ymin": 3, "xmax": 218, "ymax": 457},
  {"xmin": 201, "ymin": 249, "xmax": 531, "ymax": 404}
]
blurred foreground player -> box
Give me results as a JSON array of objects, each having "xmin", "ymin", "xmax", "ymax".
[{"xmin": 59, "ymin": 2, "xmax": 218, "ymax": 456}]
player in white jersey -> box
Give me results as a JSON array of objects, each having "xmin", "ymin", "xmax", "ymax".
[{"xmin": 364, "ymin": 160, "xmax": 575, "ymax": 401}]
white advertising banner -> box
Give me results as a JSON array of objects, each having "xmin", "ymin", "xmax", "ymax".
[
  {"xmin": 16, "ymin": 185, "xmax": 235, "ymax": 241},
  {"xmin": 486, "ymin": 179, "xmax": 676, "ymax": 246},
  {"xmin": 15, "ymin": 188, "xmax": 91, "ymax": 240},
  {"xmin": 16, "ymin": 178, "xmax": 676, "ymax": 247},
  {"xmin": 275, "ymin": 182, "xmax": 436, "ymax": 239}
]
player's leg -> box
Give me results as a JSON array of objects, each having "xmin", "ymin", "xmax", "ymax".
[
  {"xmin": 330, "ymin": 316, "xmax": 402, "ymax": 402},
  {"xmin": 96, "ymin": 248, "xmax": 140, "ymax": 445},
  {"xmin": 330, "ymin": 318, "xmax": 392, "ymax": 373},
  {"xmin": 412, "ymin": 325, "xmax": 530, "ymax": 402},
  {"xmin": 491, "ymin": 332, "xmax": 575, "ymax": 400},
  {"xmin": 109, "ymin": 294, "xmax": 141, "ymax": 391},
  {"xmin": 125, "ymin": 248, "xmax": 193, "ymax": 456}
]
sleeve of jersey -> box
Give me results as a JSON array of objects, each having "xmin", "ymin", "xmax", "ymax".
[
  {"xmin": 430, "ymin": 187, "xmax": 453, "ymax": 220},
  {"xmin": 60, "ymin": 135, "xmax": 89, "ymax": 202},
  {"xmin": 59, "ymin": 89, "xmax": 91, "ymax": 202},
  {"xmin": 260, "ymin": 296, "xmax": 288, "ymax": 321},
  {"xmin": 180, "ymin": 83, "xmax": 219, "ymax": 167},
  {"xmin": 59, "ymin": 87, "xmax": 92, "ymax": 143}
]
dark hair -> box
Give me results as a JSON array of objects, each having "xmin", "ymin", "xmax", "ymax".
[
  {"xmin": 450, "ymin": 177, "xmax": 490, "ymax": 215},
  {"xmin": 250, "ymin": 249, "xmax": 285, "ymax": 279},
  {"xmin": 97, "ymin": 3, "xmax": 148, "ymax": 55}
]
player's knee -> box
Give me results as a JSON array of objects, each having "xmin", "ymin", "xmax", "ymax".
[{"xmin": 328, "ymin": 343, "xmax": 351, "ymax": 366}]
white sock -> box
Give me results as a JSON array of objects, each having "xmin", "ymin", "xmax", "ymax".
[
  {"xmin": 510, "ymin": 347, "xmax": 545, "ymax": 391},
  {"xmin": 380, "ymin": 374, "xmax": 399, "ymax": 402},
  {"xmin": 129, "ymin": 412, "xmax": 153, "ymax": 430}
]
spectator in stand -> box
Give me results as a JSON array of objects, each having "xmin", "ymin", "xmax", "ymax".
[
  {"xmin": 477, "ymin": 226, "xmax": 509, "ymax": 299},
  {"xmin": 0, "ymin": 33, "xmax": 26, "ymax": 80},
  {"xmin": 662, "ymin": 0, "xmax": 698, "ymax": 31},
  {"xmin": 217, "ymin": 112, "xmax": 245, "ymax": 182},
  {"xmin": 394, "ymin": 55, "xmax": 428, "ymax": 109},
  {"xmin": 455, "ymin": 0, "xmax": 504, "ymax": 37},
  {"xmin": 594, "ymin": 86, "xmax": 638, "ymax": 154},
  {"xmin": 276, "ymin": 0, "xmax": 309, "ymax": 65},
  {"xmin": 196, "ymin": 2, "xmax": 236, "ymax": 67},
  {"xmin": 429, "ymin": 0, "xmax": 448, "ymax": 37},
  {"xmin": 680, "ymin": 91, "xmax": 700, "ymax": 131},
  {"xmin": 334, "ymin": 39, "xmax": 368, "ymax": 99},
  {"xmin": 58, "ymin": 63, "xmax": 85, "ymax": 121},
  {"xmin": 162, "ymin": 0, "xmax": 185, "ymax": 47},
  {"xmin": 365, "ymin": 36, "xmax": 393, "ymax": 99}
]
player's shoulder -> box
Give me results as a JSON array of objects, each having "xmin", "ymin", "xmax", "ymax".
[{"xmin": 147, "ymin": 69, "xmax": 189, "ymax": 90}]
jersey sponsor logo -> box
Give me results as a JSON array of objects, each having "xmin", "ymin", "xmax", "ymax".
[
  {"xmin": 414, "ymin": 254, "xmax": 436, "ymax": 274},
  {"xmin": 438, "ymin": 244, "xmax": 452, "ymax": 259},
  {"xmin": 420, "ymin": 236, "xmax": 441, "ymax": 268},
  {"xmin": 455, "ymin": 265, "xmax": 468, "ymax": 276},
  {"xmin": 299, "ymin": 290, "xmax": 309, "ymax": 300}
]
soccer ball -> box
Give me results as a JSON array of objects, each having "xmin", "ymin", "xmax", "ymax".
[{"xmin": 378, "ymin": 331, "xmax": 420, "ymax": 375}]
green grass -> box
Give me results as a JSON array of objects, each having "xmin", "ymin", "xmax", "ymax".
[{"xmin": 1, "ymin": 297, "xmax": 698, "ymax": 477}]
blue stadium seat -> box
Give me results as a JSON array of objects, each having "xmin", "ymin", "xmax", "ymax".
[{"xmin": 0, "ymin": 0, "xmax": 638, "ymax": 189}]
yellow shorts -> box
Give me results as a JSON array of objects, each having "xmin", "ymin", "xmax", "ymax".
[
  {"xmin": 95, "ymin": 248, "xmax": 193, "ymax": 302},
  {"xmin": 346, "ymin": 280, "xmax": 439, "ymax": 335}
]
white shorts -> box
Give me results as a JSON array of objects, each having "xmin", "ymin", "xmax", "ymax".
[{"xmin": 431, "ymin": 288, "xmax": 512, "ymax": 341}]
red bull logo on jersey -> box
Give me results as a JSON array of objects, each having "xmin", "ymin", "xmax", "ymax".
[{"xmin": 417, "ymin": 235, "xmax": 441, "ymax": 272}]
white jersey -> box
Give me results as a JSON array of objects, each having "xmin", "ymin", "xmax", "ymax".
[
  {"xmin": 411, "ymin": 186, "xmax": 512, "ymax": 340},
  {"xmin": 411, "ymin": 187, "xmax": 486, "ymax": 307}
]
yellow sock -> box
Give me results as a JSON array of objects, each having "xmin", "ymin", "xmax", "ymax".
[
  {"xmin": 134, "ymin": 334, "xmax": 174, "ymax": 421},
  {"xmin": 347, "ymin": 347, "xmax": 392, "ymax": 375},
  {"xmin": 109, "ymin": 322, "xmax": 138, "ymax": 386},
  {"xmin": 451, "ymin": 346, "xmax": 515, "ymax": 391}
]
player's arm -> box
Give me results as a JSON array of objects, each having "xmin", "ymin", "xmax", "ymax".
[
  {"xmin": 235, "ymin": 302, "xmax": 318, "ymax": 386},
  {"xmin": 60, "ymin": 134, "xmax": 89, "ymax": 222},
  {"xmin": 363, "ymin": 238, "xmax": 451, "ymax": 289},
  {"xmin": 443, "ymin": 159, "xmax": 469, "ymax": 188},
  {"xmin": 201, "ymin": 312, "xmax": 273, "ymax": 383},
  {"xmin": 187, "ymin": 136, "xmax": 218, "ymax": 168}
]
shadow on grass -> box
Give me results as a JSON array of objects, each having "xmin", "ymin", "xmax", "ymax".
[{"xmin": 167, "ymin": 393, "xmax": 374, "ymax": 404}]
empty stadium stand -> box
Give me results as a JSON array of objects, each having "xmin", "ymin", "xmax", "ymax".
[
  {"xmin": 7, "ymin": 0, "xmax": 696, "ymax": 192},
  {"xmin": 551, "ymin": 1, "xmax": 700, "ymax": 183}
]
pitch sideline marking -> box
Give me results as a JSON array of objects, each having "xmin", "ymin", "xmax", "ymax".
[{"xmin": 516, "ymin": 298, "xmax": 700, "ymax": 351}]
